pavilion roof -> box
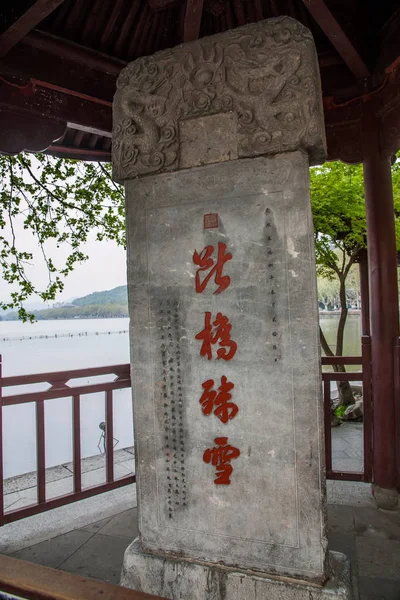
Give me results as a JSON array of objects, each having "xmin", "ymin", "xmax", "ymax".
[{"xmin": 0, "ymin": 0, "xmax": 399, "ymax": 162}]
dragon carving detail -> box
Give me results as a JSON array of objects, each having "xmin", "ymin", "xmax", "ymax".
[{"xmin": 112, "ymin": 16, "xmax": 326, "ymax": 181}]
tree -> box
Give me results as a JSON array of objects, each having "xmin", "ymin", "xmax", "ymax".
[
  {"xmin": 311, "ymin": 156, "xmax": 400, "ymax": 405},
  {"xmin": 317, "ymin": 263, "xmax": 360, "ymax": 310},
  {"xmin": 0, "ymin": 153, "xmax": 125, "ymax": 321}
]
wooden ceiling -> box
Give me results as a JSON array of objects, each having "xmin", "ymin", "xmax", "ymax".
[{"xmin": 0, "ymin": 0, "xmax": 399, "ymax": 162}]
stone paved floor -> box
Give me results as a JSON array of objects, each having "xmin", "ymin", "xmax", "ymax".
[
  {"xmin": 0, "ymin": 423, "xmax": 399, "ymax": 599},
  {"xmin": 332, "ymin": 422, "xmax": 364, "ymax": 473},
  {"xmin": 2, "ymin": 495, "xmax": 400, "ymax": 599}
]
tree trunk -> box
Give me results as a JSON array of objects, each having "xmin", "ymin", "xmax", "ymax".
[
  {"xmin": 320, "ymin": 321, "xmax": 355, "ymax": 407},
  {"xmin": 335, "ymin": 273, "xmax": 355, "ymax": 406},
  {"xmin": 337, "ymin": 380, "xmax": 355, "ymax": 407}
]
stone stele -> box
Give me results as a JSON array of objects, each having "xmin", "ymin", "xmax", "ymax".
[{"xmin": 113, "ymin": 16, "xmax": 354, "ymax": 600}]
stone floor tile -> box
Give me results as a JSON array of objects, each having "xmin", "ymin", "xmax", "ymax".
[
  {"xmin": 332, "ymin": 458, "xmax": 363, "ymax": 472},
  {"xmin": 328, "ymin": 532, "xmax": 360, "ymax": 599},
  {"xmin": 81, "ymin": 466, "xmax": 106, "ymax": 488},
  {"xmin": 11, "ymin": 530, "xmax": 93, "ymax": 569},
  {"xmin": 5, "ymin": 475, "xmax": 74, "ymax": 512},
  {"xmin": 62, "ymin": 449, "xmax": 134, "ymax": 474},
  {"xmin": 0, "ymin": 484, "xmax": 136, "ymax": 555},
  {"xmin": 97, "ymin": 508, "xmax": 138, "ymax": 540},
  {"xmin": 327, "ymin": 505, "xmax": 355, "ymax": 533},
  {"xmin": 327, "ymin": 481, "xmax": 375, "ymax": 508},
  {"xmin": 356, "ymin": 536, "xmax": 400, "ymax": 580},
  {"xmin": 45, "ymin": 474, "xmax": 74, "ymax": 500},
  {"xmin": 331, "ymin": 449, "xmax": 350, "ymax": 459},
  {"xmin": 358, "ymin": 576, "xmax": 400, "ymax": 600},
  {"xmin": 59, "ymin": 533, "xmax": 130, "ymax": 584},
  {"xmin": 116, "ymin": 461, "xmax": 135, "ymax": 477},
  {"xmin": 328, "ymin": 532, "xmax": 358, "ymax": 572},
  {"xmin": 4, "ymin": 491, "xmax": 22, "ymax": 511},
  {"xmin": 79, "ymin": 516, "xmax": 112, "ymax": 534},
  {"xmin": 355, "ymin": 507, "xmax": 400, "ymax": 542},
  {"xmin": 4, "ymin": 465, "xmax": 72, "ymax": 495},
  {"xmin": 343, "ymin": 446, "xmax": 364, "ymax": 459}
]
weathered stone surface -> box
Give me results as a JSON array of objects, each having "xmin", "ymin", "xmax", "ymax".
[
  {"xmin": 112, "ymin": 16, "xmax": 326, "ymax": 181},
  {"xmin": 124, "ymin": 152, "xmax": 327, "ymax": 581},
  {"xmin": 114, "ymin": 16, "xmax": 344, "ymax": 597},
  {"xmin": 121, "ymin": 541, "xmax": 353, "ymax": 600}
]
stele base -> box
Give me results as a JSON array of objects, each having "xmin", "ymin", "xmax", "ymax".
[{"xmin": 121, "ymin": 540, "xmax": 354, "ymax": 600}]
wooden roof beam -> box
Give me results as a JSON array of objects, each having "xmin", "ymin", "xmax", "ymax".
[
  {"xmin": 376, "ymin": 6, "xmax": 400, "ymax": 72},
  {"xmin": 183, "ymin": 0, "xmax": 205, "ymax": 43},
  {"xmin": 301, "ymin": 0, "xmax": 371, "ymax": 80},
  {"xmin": 0, "ymin": 0, "xmax": 67, "ymax": 57},
  {"xmin": 0, "ymin": 78, "xmax": 112, "ymax": 138},
  {"xmin": 0, "ymin": 30, "xmax": 124, "ymax": 104}
]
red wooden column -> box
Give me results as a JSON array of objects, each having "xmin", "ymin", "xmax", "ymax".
[{"xmin": 362, "ymin": 105, "xmax": 400, "ymax": 507}]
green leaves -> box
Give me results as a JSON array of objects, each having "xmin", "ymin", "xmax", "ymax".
[
  {"xmin": 311, "ymin": 154, "xmax": 400, "ymax": 279},
  {"xmin": 0, "ymin": 153, "xmax": 125, "ymax": 322},
  {"xmin": 312, "ymin": 154, "xmax": 400, "ymax": 359}
]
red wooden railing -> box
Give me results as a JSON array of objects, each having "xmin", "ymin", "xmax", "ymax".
[
  {"xmin": 321, "ymin": 335, "xmax": 373, "ymax": 483},
  {"xmin": 0, "ymin": 338, "xmax": 373, "ymax": 526},
  {"xmin": 0, "ymin": 356, "xmax": 135, "ymax": 526}
]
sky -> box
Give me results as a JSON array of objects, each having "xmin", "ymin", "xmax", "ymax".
[
  {"xmin": 0, "ymin": 156, "xmax": 128, "ymax": 308},
  {"xmin": 0, "ymin": 228, "xmax": 128, "ymax": 307},
  {"xmin": 54, "ymin": 237, "xmax": 127, "ymax": 302}
]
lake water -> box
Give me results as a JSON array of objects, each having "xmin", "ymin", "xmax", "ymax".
[
  {"xmin": 0, "ymin": 314, "xmax": 361, "ymax": 478},
  {"xmin": 320, "ymin": 313, "xmax": 362, "ymax": 356},
  {"xmin": 1, "ymin": 318, "xmax": 131, "ymax": 478}
]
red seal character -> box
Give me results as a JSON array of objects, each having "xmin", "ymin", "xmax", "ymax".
[
  {"xmin": 203, "ymin": 437, "xmax": 240, "ymax": 485},
  {"xmin": 195, "ymin": 312, "xmax": 237, "ymax": 361},
  {"xmin": 193, "ymin": 242, "xmax": 232, "ymax": 294},
  {"xmin": 199, "ymin": 376, "xmax": 238, "ymax": 423}
]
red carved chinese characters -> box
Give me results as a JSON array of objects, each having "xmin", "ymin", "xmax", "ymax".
[
  {"xmin": 193, "ymin": 242, "xmax": 232, "ymax": 294},
  {"xmin": 191, "ymin": 237, "xmax": 240, "ymax": 485},
  {"xmin": 195, "ymin": 312, "xmax": 237, "ymax": 361},
  {"xmin": 199, "ymin": 376, "xmax": 238, "ymax": 424},
  {"xmin": 203, "ymin": 437, "xmax": 240, "ymax": 485}
]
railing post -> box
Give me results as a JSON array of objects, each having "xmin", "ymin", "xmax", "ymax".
[
  {"xmin": 73, "ymin": 395, "xmax": 82, "ymax": 493},
  {"xmin": 323, "ymin": 380, "xmax": 332, "ymax": 478},
  {"xmin": 362, "ymin": 335, "xmax": 373, "ymax": 482},
  {"xmin": 105, "ymin": 391, "xmax": 114, "ymax": 483},
  {"xmin": 36, "ymin": 400, "xmax": 46, "ymax": 504},
  {"xmin": 0, "ymin": 355, "xmax": 4, "ymax": 526}
]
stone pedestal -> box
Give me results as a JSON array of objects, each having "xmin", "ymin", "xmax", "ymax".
[
  {"xmin": 113, "ymin": 15, "xmax": 354, "ymax": 600},
  {"xmin": 121, "ymin": 542, "xmax": 352, "ymax": 600}
]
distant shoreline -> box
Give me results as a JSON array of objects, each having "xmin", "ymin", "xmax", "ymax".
[
  {"xmin": 1, "ymin": 310, "xmax": 361, "ymax": 322},
  {"xmin": 1, "ymin": 328, "xmax": 128, "ymax": 342},
  {"xmin": 319, "ymin": 309, "xmax": 361, "ymax": 316}
]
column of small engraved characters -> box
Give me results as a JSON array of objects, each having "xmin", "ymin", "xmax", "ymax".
[
  {"xmin": 265, "ymin": 208, "xmax": 281, "ymax": 363},
  {"xmin": 192, "ymin": 239, "xmax": 240, "ymax": 485},
  {"xmin": 160, "ymin": 299, "xmax": 186, "ymax": 519}
]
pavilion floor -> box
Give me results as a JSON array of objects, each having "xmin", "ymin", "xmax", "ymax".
[{"xmin": 0, "ymin": 428, "xmax": 399, "ymax": 599}]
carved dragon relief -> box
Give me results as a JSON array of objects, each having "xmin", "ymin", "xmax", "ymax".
[{"xmin": 113, "ymin": 16, "xmax": 326, "ymax": 181}]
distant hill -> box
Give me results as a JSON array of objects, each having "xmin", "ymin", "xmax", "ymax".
[
  {"xmin": 2, "ymin": 286, "xmax": 129, "ymax": 321},
  {"xmin": 72, "ymin": 285, "xmax": 128, "ymax": 307}
]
